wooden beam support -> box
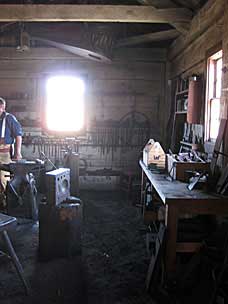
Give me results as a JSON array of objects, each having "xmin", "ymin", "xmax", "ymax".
[
  {"xmin": 0, "ymin": 5, "xmax": 192, "ymax": 24},
  {"xmin": 171, "ymin": 21, "xmax": 191, "ymax": 34},
  {"xmin": 172, "ymin": 0, "xmax": 196, "ymax": 10},
  {"xmin": 137, "ymin": 0, "xmax": 196, "ymax": 10},
  {"xmin": 117, "ymin": 29, "xmax": 179, "ymax": 47},
  {"xmin": 136, "ymin": 1, "xmax": 190, "ymax": 34},
  {"xmin": 136, "ymin": 0, "xmax": 177, "ymax": 8},
  {"xmin": 32, "ymin": 36, "xmax": 111, "ymax": 63}
]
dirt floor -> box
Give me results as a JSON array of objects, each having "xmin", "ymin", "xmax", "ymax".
[{"xmin": 0, "ymin": 191, "xmax": 156, "ymax": 304}]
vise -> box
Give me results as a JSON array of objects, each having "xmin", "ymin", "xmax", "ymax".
[{"xmin": 0, "ymin": 159, "xmax": 44, "ymax": 220}]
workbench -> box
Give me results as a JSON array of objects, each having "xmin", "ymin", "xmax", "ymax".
[{"xmin": 139, "ymin": 159, "xmax": 228, "ymax": 276}]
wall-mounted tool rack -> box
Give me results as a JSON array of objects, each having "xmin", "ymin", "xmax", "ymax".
[{"xmin": 23, "ymin": 135, "xmax": 80, "ymax": 161}]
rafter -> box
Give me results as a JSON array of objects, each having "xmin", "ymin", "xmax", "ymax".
[
  {"xmin": 0, "ymin": 5, "xmax": 192, "ymax": 24},
  {"xmin": 116, "ymin": 29, "xmax": 179, "ymax": 47},
  {"xmin": 136, "ymin": 0, "xmax": 196, "ymax": 10},
  {"xmin": 136, "ymin": 0, "xmax": 177, "ymax": 8},
  {"xmin": 171, "ymin": 0, "xmax": 196, "ymax": 11},
  {"xmin": 136, "ymin": 0, "xmax": 191, "ymax": 34},
  {"xmin": 32, "ymin": 36, "xmax": 111, "ymax": 63}
]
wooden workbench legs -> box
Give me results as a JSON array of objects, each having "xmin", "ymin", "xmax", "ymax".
[
  {"xmin": 165, "ymin": 204, "xmax": 178, "ymax": 276},
  {"xmin": 2, "ymin": 230, "xmax": 30, "ymax": 294}
]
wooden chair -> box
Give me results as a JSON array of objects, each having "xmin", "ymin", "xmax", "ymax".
[{"xmin": 0, "ymin": 213, "xmax": 29, "ymax": 294}]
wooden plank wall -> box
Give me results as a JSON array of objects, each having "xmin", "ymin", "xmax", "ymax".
[
  {"xmin": 167, "ymin": 0, "xmax": 226, "ymax": 155},
  {"xmin": 0, "ymin": 47, "xmax": 167, "ymax": 181},
  {"xmin": 169, "ymin": 0, "xmax": 225, "ymax": 78}
]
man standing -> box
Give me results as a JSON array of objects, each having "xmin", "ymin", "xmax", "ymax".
[{"xmin": 0, "ymin": 97, "xmax": 23, "ymax": 191}]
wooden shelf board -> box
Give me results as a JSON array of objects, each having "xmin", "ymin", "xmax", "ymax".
[
  {"xmin": 175, "ymin": 111, "xmax": 187, "ymax": 114},
  {"xmin": 176, "ymin": 89, "xmax": 189, "ymax": 96}
]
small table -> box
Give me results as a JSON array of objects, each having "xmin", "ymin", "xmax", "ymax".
[
  {"xmin": 0, "ymin": 213, "xmax": 29, "ymax": 294},
  {"xmin": 139, "ymin": 159, "xmax": 228, "ymax": 276}
]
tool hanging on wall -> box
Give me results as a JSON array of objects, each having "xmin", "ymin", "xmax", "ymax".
[
  {"xmin": 89, "ymin": 111, "xmax": 151, "ymax": 156},
  {"xmin": 89, "ymin": 126, "xmax": 150, "ymax": 155},
  {"xmin": 24, "ymin": 136, "xmax": 80, "ymax": 165}
]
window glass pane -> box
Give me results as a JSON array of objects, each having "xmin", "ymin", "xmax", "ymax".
[
  {"xmin": 216, "ymin": 58, "xmax": 222, "ymax": 98},
  {"xmin": 46, "ymin": 76, "xmax": 85, "ymax": 132},
  {"xmin": 206, "ymin": 50, "xmax": 222, "ymax": 141},
  {"xmin": 208, "ymin": 59, "xmax": 215, "ymax": 99},
  {"xmin": 210, "ymin": 98, "xmax": 220, "ymax": 139}
]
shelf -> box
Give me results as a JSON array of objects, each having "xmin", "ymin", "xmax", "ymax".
[
  {"xmin": 180, "ymin": 141, "xmax": 194, "ymax": 147},
  {"xmin": 175, "ymin": 111, "xmax": 187, "ymax": 115}
]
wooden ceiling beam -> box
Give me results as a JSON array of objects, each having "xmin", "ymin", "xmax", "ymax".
[
  {"xmin": 116, "ymin": 29, "xmax": 179, "ymax": 47},
  {"xmin": 171, "ymin": 21, "xmax": 190, "ymax": 34},
  {"xmin": 136, "ymin": 0, "xmax": 177, "ymax": 8},
  {"xmin": 136, "ymin": 0, "xmax": 191, "ymax": 34},
  {"xmin": 0, "ymin": 5, "xmax": 192, "ymax": 24},
  {"xmin": 136, "ymin": 0, "xmax": 196, "ymax": 10},
  {"xmin": 171, "ymin": 0, "xmax": 196, "ymax": 10}
]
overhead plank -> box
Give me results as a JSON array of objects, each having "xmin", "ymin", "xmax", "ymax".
[
  {"xmin": 117, "ymin": 29, "xmax": 179, "ymax": 47},
  {"xmin": 0, "ymin": 5, "xmax": 192, "ymax": 24},
  {"xmin": 32, "ymin": 36, "xmax": 111, "ymax": 63}
]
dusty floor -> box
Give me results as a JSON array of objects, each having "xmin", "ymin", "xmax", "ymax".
[{"xmin": 0, "ymin": 191, "xmax": 156, "ymax": 304}]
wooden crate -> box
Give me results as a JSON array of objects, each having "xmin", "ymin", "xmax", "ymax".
[{"xmin": 166, "ymin": 154, "xmax": 210, "ymax": 182}]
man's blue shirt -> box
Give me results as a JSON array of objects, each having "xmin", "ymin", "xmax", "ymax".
[{"xmin": 0, "ymin": 112, "xmax": 23, "ymax": 144}]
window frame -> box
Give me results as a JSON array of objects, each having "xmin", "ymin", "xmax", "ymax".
[
  {"xmin": 42, "ymin": 72, "xmax": 87, "ymax": 137},
  {"xmin": 205, "ymin": 48, "xmax": 223, "ymax": 142}
]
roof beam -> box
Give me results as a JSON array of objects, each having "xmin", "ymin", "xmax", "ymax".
[
  {"xmin": 116, "ymin": 29, "xmax": 179, "ymax": 47},
  {"xmin": 32, "ymin": 36, "xmax": 111, "ymax": 63},
  {"xmin": 0, "ymin": 5, "xmax": 192, "ymax": 24},
  {"xmin": 136, "ymin": 0, "xmax": 177, "ymax": 8},
  {"xmin": 136, "ymin": 0, "xmax": 196, "ymax": 10},
  {"xmin": 171, "ymin": 0, "xmax": 196, "ymax": 10},
  {"xmin": 136, "ymin": 0, "xmax": 191, "ymax": 34}
]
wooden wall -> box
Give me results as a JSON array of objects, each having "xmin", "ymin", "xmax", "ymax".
[
  {"xmin": 168, "ymin": 0, "xmax": 226, "ymax": 152},
  {"xmin": 169, "ymin": 0, "xmax": 225, "ymax": 78},
  {"xmin": 0, "ymin": 46, "xmax": 167, "ymax": 187}
]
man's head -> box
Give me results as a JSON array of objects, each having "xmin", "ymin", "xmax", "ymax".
[{"xmin": 0, "ymin": 97, "xmax": 6, "ymax": 115}]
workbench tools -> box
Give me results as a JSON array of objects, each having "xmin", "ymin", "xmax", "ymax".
[
  {"xmin": 23, "ymin": 135, "xmax": 80, "ymax": 164},
  {"xmin": 187, "ymin": 172, "xmax": 207, "ymax": 191},
  {"xmin": 167, "ymin": 151, "xmax": 209, "ymax": 182}
]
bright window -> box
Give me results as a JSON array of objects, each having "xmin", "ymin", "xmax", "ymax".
[
  {"xmin": 46, "ymin": 76, "xmax": 85, "ymax": 132},
  {"xmin": 206, "ymin": 50, "xmax": 223, "ymax": 141}
]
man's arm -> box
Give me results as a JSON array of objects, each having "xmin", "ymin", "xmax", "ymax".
[
  {"xmin": 14, "ymin": 135, "xmax": 22, "ymax": 160},
  {"xmin": 8, "ymin": 113, "xmax": 23, "ymax": 160}
]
